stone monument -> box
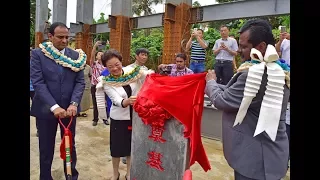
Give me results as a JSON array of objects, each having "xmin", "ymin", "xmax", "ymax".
[{"xmin": 130, "ymin": 111, "xmax": 190, "ymax": 180}]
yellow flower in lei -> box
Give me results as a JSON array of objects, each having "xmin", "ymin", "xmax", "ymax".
[{"xmin": 39, "ymin": 42, "xmax": 87, "ymax": 72}]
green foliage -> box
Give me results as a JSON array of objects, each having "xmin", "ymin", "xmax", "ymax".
[
  {"xmin": 130, "ymin": 28, "xmax": 164, "ymax": 70},
  {"xmin": 92, "ymin": 13, "xmax": 109, "ymax": 42},
  {"xmin": 129, "ymin": 15, "xmax": 289, "ymax": 72},
  {"xmin": 132, "ymin": 0, "xmax": 164, "ymax": 16}
]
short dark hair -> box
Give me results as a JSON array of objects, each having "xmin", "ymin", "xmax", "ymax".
[
  {"xmin": 175, "ymin": 53, "xmax": 187, "ymax": 61},
  {"xmin": 239, "ymin": 18, "xmax": 275, "ymax": 47},
  {"xmin": 135, "ymin": 48, "xmax": 149, "ymax": 55},
  {"xmin": 95, "ymin": 50, "xmax": 103, "ymax": 60},
  {"xmin": 197, "ymin": 29, "xmax": 204, "ymax": 33},
  {"xmin": 220, "ymin": 25, "xmax": 229, "ymax": 30},
  {"xmin": 49, "ymin": 22, "xmax": 68, "ymax": 36},
  {"xmin": 101, "ymin": 49, "xmax": 123, "ymax": 66}
]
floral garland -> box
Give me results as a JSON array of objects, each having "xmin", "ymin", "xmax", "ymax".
[
  {"xmin": 102, "ymin": 66, "xmax": 143, "ymax": 87},
  {"xmin": 237, "ymin": 59, "xmax": 290, "ymax": 88},
  {"xmin": 39, "ymin": 42, "xmax": 87, "ymax": 72}
]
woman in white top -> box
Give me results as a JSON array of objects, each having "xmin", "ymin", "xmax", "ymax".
[{"xmin": 95, "ymin": 49, "xmax": 153, "ymax": 180}]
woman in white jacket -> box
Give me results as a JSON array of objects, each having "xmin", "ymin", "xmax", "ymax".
[{"xmin": 95, "ymin": 49, "xmax": 153, "ymax": 180}]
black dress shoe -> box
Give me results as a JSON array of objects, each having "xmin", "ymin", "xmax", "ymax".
[
  {"xmin": 92, "ymin": 121, "xmax": 98, "ymax": 126},
  {"xmin": 103, "ymin": 119, "xmax": 109, "ymax": 125}
]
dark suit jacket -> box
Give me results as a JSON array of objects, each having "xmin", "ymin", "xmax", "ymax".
[
  {"xmin": 205, "ymin": 69, "xmax": 289, "ymax": 180},
  {"xmin": 30, "ymin": 47, "xmax": 85, "ymax": 119}
]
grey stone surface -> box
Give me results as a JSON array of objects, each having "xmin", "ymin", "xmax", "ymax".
[{"xmin": 130, "ymin": 111, "xmax": 189, "ymax": 180}]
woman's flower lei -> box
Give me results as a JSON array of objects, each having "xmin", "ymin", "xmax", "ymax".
[
  {"xmin": 39, "ymin": 42, "xmax": 87, "ymax": 72},
  {"xmin": 102, "ymin": 66, "xmax": 143, "ymax": 87}
]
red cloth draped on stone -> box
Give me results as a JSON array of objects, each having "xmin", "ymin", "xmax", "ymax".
[
  {"xmin": 133, "ymin": 73, "xmax": 211, "ymax": 172},
  {"xmin": 59, "ymin": 117, "xmax": 73, "ymax": 162}
]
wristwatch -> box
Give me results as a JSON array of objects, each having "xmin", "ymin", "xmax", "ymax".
[{"xmin": 70, "ymin": 101, "xmax": 78, "ymax": 107}]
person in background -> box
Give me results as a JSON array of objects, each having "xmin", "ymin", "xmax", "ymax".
[
  {"xmin": 158, "ymin": 53, "xmax": 193, "ymax": 76},
  {"xmin": 212, "ymin": 25, "xmax": 238, "ymax": 85},
  {"xmin": 77, "ymin": 64, "xmax": 92, "ymax": 117},
  {"xmin": 276, "ymin": 30, "xmax": 290, "ymax": 65},
  {"xmin": 186, "ymin": 29, "xmax": 208, "ymax": 73},
  {"xmin": 30, "ymin": 47, "xmax": 39, "ymax": 137},
  {"xmin": 90, "ymin": 41, "xmax": 109, "ymax": 126},
  {"xmin": 127, "ymin": 48, "xmax": 149, "ymax": 70},
  {"xmin": 229, "ymin": 35, "xmax": 238, "ymax": 72},
  {"xmin": 276, "ymin": 30, "xmax": 290, "ymax": 169},
  {"xmin": 100, "ymin": 68, "xmax": 112, "ymax": 122}
]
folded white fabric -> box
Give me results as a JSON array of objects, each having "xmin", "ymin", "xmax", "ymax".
[{"xmin": 234, "ymin": 45, "xmax": 286, "ymax": 141}]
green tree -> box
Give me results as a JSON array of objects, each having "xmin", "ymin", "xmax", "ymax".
[
  {"xmin": 192, "ymin": 1, "xmax": 201, "ymax": 7},
  {"xmin": 132, "ymin": 0, "xmax": 163, "ymax": 16},
  {"xmin": 132, "ymin": 0, "xmax": 164, "ymax": 36},
  {"xmin": 130, "ymin": 28, "xmax": 164, "ymax": 70},
  {"xmin": 92, "ymin": 13, "xmax": 109, "ymax": 44},
  {"xmin": 30, "ymin": 0, "xmax": 51, "ymax": 47}
]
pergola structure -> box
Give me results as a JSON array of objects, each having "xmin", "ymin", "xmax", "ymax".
[{"xmin": 35, "ymin": 0, "xmax": 290, "ymax": 65}]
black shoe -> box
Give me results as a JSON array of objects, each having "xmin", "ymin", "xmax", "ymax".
[
  {"xmin": 103, "ymin": 119, "xmax": 109, "ymax": 125},
  {"xmin": 92, "ymin": 121, "xmax": 98, "ymax": 126}
]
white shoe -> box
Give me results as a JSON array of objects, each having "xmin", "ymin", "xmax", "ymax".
[{"xmin": 211, "ymin": 104, "xmax": 217, "ymax": 110}]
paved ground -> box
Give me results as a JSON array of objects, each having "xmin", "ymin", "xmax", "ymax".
[{"xmin": 30, "ymin": 107, "xmax": 290, "ymax": 180}]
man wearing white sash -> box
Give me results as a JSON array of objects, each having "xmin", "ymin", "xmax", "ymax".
[{"xmin": 205, "ymin": 19, "xmax": 290, "ymax": 180}]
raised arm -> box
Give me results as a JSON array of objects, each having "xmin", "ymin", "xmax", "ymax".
[
  {"xmin": 196, "ymin": 36, "xmax": 208, "ymax": 49},
  {"xmin": 186, "ymin": 32, "xmax": 195, "ymax": 51},
  {"xmin": 90, "ymin": 41, "xmax": 101, "ymax": 66}
]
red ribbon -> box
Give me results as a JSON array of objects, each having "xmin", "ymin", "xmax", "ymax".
[{"xmin": 58, "ymin": 116, "xmax": 73, "ymax": 162}]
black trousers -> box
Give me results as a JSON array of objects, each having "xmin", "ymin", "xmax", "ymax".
[
  {"xmin": 90, "ymin": 85, "xmax": 99, "ymax": 121},
  {"xmin": 214, "ymin": 60, "xmax": 234, "ymax": 85},
  {"xmin": 37, "ymin": 116, "xmax": 78, "ymax": 180}
]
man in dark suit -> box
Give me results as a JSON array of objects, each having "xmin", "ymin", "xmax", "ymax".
[
  {"xmin": 30, "ymin": 22, "xmax": 85, "ymax": 180},
  {"xmin": 205, "ymin": 19, "xmax": 290, "ymax": 180}
]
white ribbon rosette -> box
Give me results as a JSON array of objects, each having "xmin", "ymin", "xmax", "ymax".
[
  {"xmin": 95, "ymin": 76, "xmax": 108, "ymax": 120},
  {"xmin": 234, "ymin": 45, "xmax": 286, "ymax": 141}
]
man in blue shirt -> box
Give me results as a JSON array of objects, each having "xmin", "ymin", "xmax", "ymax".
[{"xmin": 186, "ymin": 29, "xmax": 208, "ymax": 73}]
